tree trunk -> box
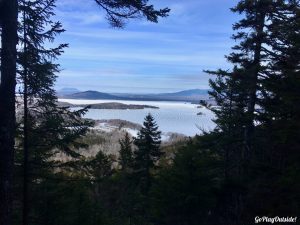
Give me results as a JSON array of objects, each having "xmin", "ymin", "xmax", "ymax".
[
  {"xmin": 22, "ymin": 6, "xmax": 29, "ymax": 225},
  {"xmin": 0, "ymin": 0, "xmax": 18, "ymax": 225}
]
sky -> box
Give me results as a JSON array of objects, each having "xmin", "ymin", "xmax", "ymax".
[{"xmin": 53, "ymin": 0, "xmax": 240, "ymax": 93}]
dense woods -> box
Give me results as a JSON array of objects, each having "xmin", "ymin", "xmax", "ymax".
[{"xmin": 0, "ymin": 0, "xmax": 299, "ymax": 225}]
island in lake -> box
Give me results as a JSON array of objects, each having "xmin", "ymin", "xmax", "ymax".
[{"xmin": 57, "ymin": 101, "xmax": 159, "ymax": 110}]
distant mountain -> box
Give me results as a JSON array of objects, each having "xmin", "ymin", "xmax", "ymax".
[
  {"xmin": 114, "ymin": 89, "xmax": 209, "ymax": 102},
  {"xmin": 59, "ymin": 89, "xmax": 209, "ymax": 102},
  {"xmin": 63, "ymin": 90, "xmax": 124, "ymax": 100},
  {"xmin": 151, "ymin": 89, "xmax": 208, "ymax": 99},
  {"xmin": 57, "ymin": 88, "xmax": 80, "ymax": 96},
  {"xmin": 157, "ymin": 89, "xmax": 208, "ymax": 96}
]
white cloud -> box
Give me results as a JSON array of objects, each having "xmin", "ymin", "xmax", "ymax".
[
  {"xmin": 61, "ymin": 46, "xmax": 226, "ymax": 68},
  {"xmin": 53, "ymin": 0, "xmax": 237, "ymax": 92}
]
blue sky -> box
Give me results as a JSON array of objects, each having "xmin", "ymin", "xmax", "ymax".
[{"xmin": 54, "ymin": 0, "xmax": 240, "ymax": 93}]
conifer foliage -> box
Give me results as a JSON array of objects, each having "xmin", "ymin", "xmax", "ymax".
[
  {"xmin": 134, "ymin": 114, "xmax": 162, "ymax": 171},
  {"xmin": 94, "ymin": 0, "xmax": 170, "ymax": 27},
  {"xmin": 119, "ymin": 132, "xmax": 134, "ymax": 171},
  {"xmin": 0, "ymin": 1, "xmax": 18, "ymax": 224},
  {"xmin": 203, "ymin": 1, "xmax": 300, "ymax": 224},
  {"xmin": 134, "ymin": 113, "xmax": 162, "ymax": 193},
  {"xmin": 16, "ymin": 1, "xmax": 92, "ymax": 224}
]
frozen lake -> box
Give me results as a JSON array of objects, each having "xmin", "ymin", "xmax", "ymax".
[{"xmin": 59, "ymin": 99, "xmax": 215, "ymax": 136}]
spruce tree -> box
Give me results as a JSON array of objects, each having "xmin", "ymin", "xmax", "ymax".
[
  {"xmin": 258, "ymin": 0, "xmax": 300, "ymax": 158},
  {"xmin": 151, "ymin": 135, "xmax": 222, "ymax": 225},
  {"xmin": 16, "ymin": 1, "xmax": 92, "ymax": 224},
  {"xmin": 203, "ymin": 1, "xmax": 300, "ymax": 224},
  {"xmin": 119, "ymin": 132, "xmax": 134, "ymax": 172},
  {"xmin": 0, "ymin": 1, "xmax": 18, "ymax": 224},
  {"xmin": 133, "ymin": 113, "xmax": 162, "ymax": 194},
  {"xmin": 203, "ymin": 67, "xmax": 248, "ymax": 178},
  {"xmin": 244, "ymin": 1, "xmax": 300, "ymax": 218}
]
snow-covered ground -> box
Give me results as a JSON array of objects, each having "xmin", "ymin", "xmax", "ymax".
[{"xmin": 92, "ymin": 120, "xmax": 177, "ymax": 142}]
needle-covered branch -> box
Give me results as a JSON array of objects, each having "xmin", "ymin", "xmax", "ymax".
[{"xmin": 94, "ymin": 0, "xmax": 170, "ymax": 27}]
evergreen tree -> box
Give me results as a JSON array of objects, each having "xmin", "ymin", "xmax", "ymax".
[
  {"xmin": 119, "ymin": 132, "xmax": 134, "ymax": 171},
  {"xmin": 243, "ymin": 1, "xmax": 300, "ymax": 219},
  {"xmin": 128, "ymin": 114, "xmax": 162, "ymax": 224},
  {"xmin": 203, "ymin": 1, "xmax": 300, "ymax": 224},
  {"xmin": 151, "ymin": 135, "xmax": 222, "ymax": 225},
  {"xmin": 85, "ymin": 151, "xmax": 114, "ymax": 180},
  {"xmin": 203, "ymin": 67, "xmax": 248, "ymax": 177},
  {"xmin": 0, "ymin": 1, "xmax": 18, "ymax": 224},
  {"xmin": 16, "ymin": 1, "xmax": 92, "ymax": 224},
  {"xmin": 258, "ymin": 0, "xmax": 300, "ymax": 160},
  {"xmin": 134, "ymin": 113, "xmax": 162, "ymax": 194}
]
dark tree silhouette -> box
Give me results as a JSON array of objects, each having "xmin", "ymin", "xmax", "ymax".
[
  {"xmin": 134, "ymin": 113, "xmax": 162, "ymax": 194},
  {"xmin": 94, "ymin": 0, "xmax": 170, "ymax": 28},
  {"xmin": 0, "ymin": 1, "xmax": 18, "ymax": 225},
  {"xmin": 119, "ymin": 132, "xmax": 134, "ymax": 171},
  {"xmin": 16, "ymin": 1, "xmax": 93, "ymax": 225},
  {"xmin": 0, "ymin": 1, "xmax": 169, "ymax": 224},
  {"xmin": 203, "ymin": 1, "xmax": 300, "ymax": 224}
]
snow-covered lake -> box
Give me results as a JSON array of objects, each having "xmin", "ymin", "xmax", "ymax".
[{"xmin": 59, "ymin": 99, "xmax": 215, "ymax": 136}]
